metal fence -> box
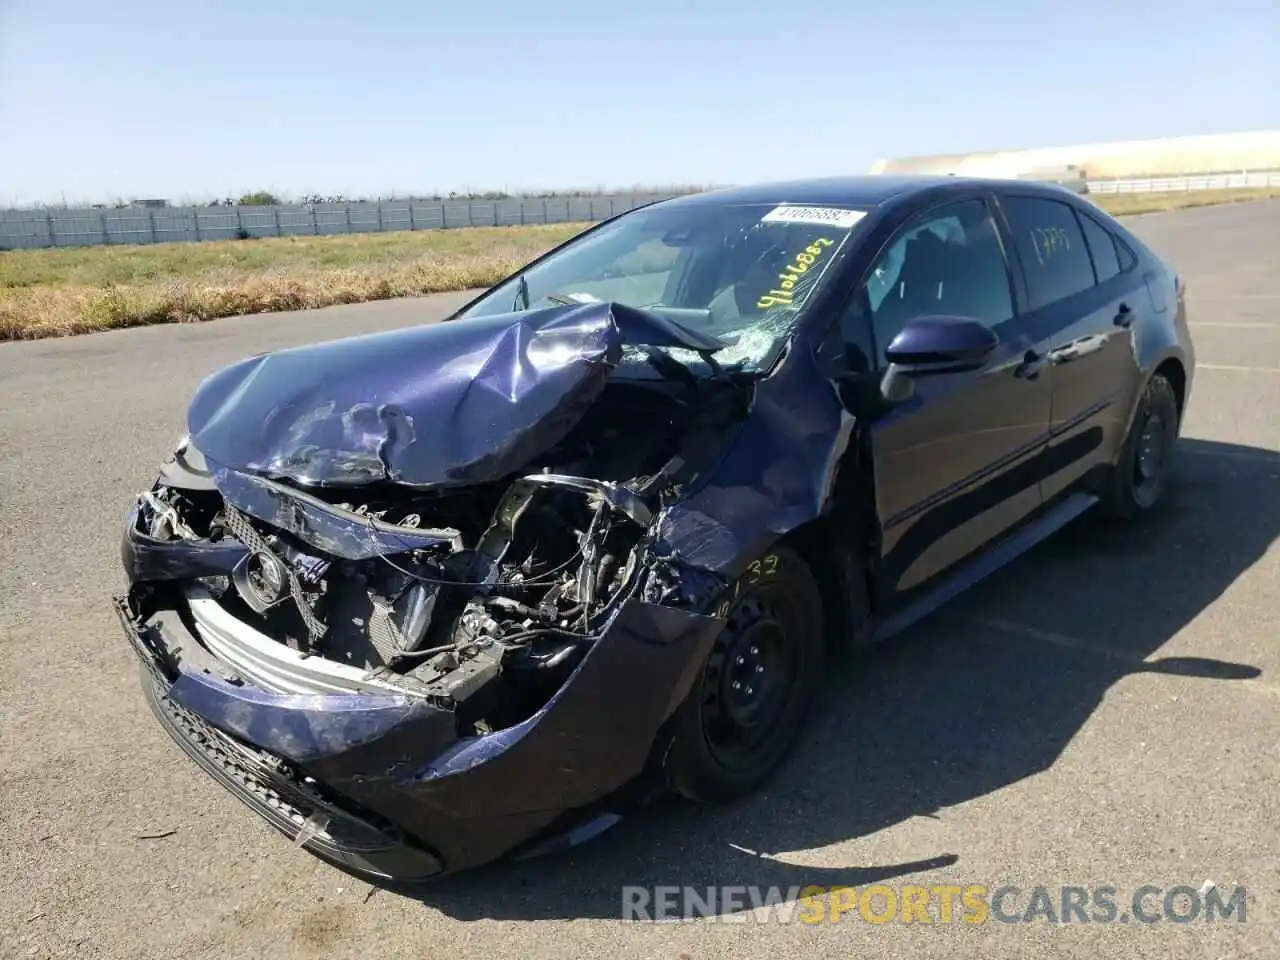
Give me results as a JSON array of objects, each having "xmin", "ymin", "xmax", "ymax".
[
  {"xmin": 0, "ymin": 193, "xmax": 681, "ymax": 250},
  {"xmin": 1086, "ymin": 171, "xmax": 1280, "ymax": 194},
  {"xmin": 4, "ymin": 172, "xmax": 1278, "ymax": 251}
]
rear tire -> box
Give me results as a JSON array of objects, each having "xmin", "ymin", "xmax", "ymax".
[
  {"xmin": 663, "ymin": 545, "xmax": 825, "ymax": 804},
  {"xmin": 1100, "ymin": 373, "xmax": 1180, "ymax": 520}
]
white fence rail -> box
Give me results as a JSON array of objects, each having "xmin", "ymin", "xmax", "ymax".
[
  {"xmin": 1086, "ymin": 171, "xmax": 1280, "ymax": 194},
  {"xmin": 0, "ymin": 193, "xmax": 680, "ymax": 251}
]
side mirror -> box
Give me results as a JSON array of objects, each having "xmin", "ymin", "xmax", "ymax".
[
  {"xmin": 884, "ymin": 315, "xmax": 999, "ymax": 370},
  {"xmin": 880, "ymin": 315, "xmax": 999, "ymax": 403}
]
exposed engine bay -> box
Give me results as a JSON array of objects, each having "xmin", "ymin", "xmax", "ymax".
[{"xmin": 132, "ymin": 377, "xmax": 747, "ymax": 736}]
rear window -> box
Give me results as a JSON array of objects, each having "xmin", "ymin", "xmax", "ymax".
[{"xmin": 1001, "ymin": 195, "xmax": 1096, "ymax": 310}]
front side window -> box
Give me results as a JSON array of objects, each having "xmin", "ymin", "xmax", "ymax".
[
  {"xmin": 453, "ymin": 201, "xmax": 869, "ymax": 371},
  {"xmin": 1000, "ymin": 195, "xmax": 1096, "ymax": 309},
  {"xmin": 859, "ymin": 198, "xmax": 1014, "ymax": 364}
]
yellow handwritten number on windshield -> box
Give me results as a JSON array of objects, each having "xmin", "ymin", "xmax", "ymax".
[{"xmin": 757, "ymin": 237, "xmax": 835, "ymax": 309}]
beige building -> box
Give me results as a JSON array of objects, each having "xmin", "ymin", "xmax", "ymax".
[{"xmin": 869, "ymin": 129, "xmax": 1280, "ymax": 180}]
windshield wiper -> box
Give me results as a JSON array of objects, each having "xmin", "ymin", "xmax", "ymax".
[
  {"xmin": 637, "ymin": 344, "xmax": 700, "ymax": 389},
  {"xmin": 513, "ymin": 274, "xmax": 531, "ymax": 311},
  {"xmin": 513, "ymin": 279, "xmax": 581, "ymax": 312}
]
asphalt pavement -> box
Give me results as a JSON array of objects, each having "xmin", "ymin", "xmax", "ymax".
[{"xmin": 1, "ymin": 201, "xmax": 1277, "ymax": 959}]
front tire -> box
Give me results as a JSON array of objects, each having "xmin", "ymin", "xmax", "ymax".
[
  {"xmin": 663, "ymin": 545, "xmax": 825, "ymax": 804},
  {"xmin": 1100, "ymin": 372, "xmax": 1180, "ymax": 520}
]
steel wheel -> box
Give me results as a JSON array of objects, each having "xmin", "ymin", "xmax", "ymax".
[
  {"xmin": 1101, "ymin": 371, "xmax": 1181, "ymax": 520},
  {"xmin": 663, "ymin": 545, "xmax": 825, "ymax": 803}
]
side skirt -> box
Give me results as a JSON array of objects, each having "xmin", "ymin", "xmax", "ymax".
[{"xmin": 871, "ymin": 491, "xmax": 1099, "ymax": 644}]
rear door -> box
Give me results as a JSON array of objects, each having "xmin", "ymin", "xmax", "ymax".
[
  {"xmin": 994, "ymin": 192, "xmax": 1146, "ymax": 501},
  {"xmin": 846, "ymin": 194, "xmax": 1055, "ymax": 601}
]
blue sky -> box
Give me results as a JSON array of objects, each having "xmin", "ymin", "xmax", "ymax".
[{"xmin": 1, "ymin": 0, "xmax": 1276, "ymax": 206}]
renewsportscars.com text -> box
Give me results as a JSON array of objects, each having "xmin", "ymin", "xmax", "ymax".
[{"xmin": 621, "ymin": 883, "xmax": 1248, "ymax": 925}]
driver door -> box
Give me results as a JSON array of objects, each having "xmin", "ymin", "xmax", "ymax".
[{"xmin": 841, "ymin": 195, "xmax": 1055, "ymax": 603}]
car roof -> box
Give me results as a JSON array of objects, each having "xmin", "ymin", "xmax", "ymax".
[{"xmin": 654, "ymin": 175, "xmax": 1074, "ymax": 210}]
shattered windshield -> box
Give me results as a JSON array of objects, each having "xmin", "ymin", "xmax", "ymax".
[{"xmin": 453, "ymin": 201, "xmax": 869, "ymax": 372}]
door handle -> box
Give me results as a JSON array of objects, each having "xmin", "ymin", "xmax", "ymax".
[
  {"xmin": 1014, "ymin": 349, "xmax": 1046, "ymax": 379},
  {"xmin": 1114, "ymin": 302, "xmax": 1134, "ymax": 328}
]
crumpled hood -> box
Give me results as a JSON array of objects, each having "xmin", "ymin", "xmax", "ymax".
[{"xmin": 186, "ymin": 301, "xmax": 722, "ymax": 489}]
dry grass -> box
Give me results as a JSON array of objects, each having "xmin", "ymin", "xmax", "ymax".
[
  {"xmin": 1087, "ymin": 186, "xmax": 1280, "ymax": 216},
  {"xmin": 0, "ymin": 223, "xmax": 588, "ymax": 340},
  {"xmin": 2, "ymin": 188, "xmax": 1277, "ymax": 341}
]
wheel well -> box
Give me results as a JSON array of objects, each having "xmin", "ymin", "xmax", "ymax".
[
  {"xmin": 1155, "ymin": 357, "xmax": 1186, "ymax": 421},
  {"xmin": 774, "ymin": 515, "xmax": 874, "ymax": 654}
]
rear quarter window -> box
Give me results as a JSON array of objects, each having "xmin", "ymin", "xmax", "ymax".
[
  {"xmin": 1077, "ymin": 210, "xmax": 1121, "ymax": 283},
  {"xmin": 1000, "ymin": 195, "xmax": 1096, "ymax": 310},
  {"xmin": 1116, "ymin": 234, "xmax": 1138, "ymax": 271}
]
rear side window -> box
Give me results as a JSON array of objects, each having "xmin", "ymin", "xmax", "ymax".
[
  {"xmin": 1077, "ymin": 211, "xmax": 1121, "ymax": 283},
  {"xmin": 1001, "ymin": 196, "xmax": 1096, "ymax": 310}
]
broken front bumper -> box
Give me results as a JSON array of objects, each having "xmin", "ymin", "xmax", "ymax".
[
  {"xmin": 115, "ymin": 595, "xmax": 450, "ymax": 880},
  {"xmin": 113, "ymin": 576, "xmax": 723, "ymax": 880}
]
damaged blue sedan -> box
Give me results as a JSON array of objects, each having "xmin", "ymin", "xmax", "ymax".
[{"xmin": 115, "ymin": 175, "xmax": 1195, "ymax": 881}]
